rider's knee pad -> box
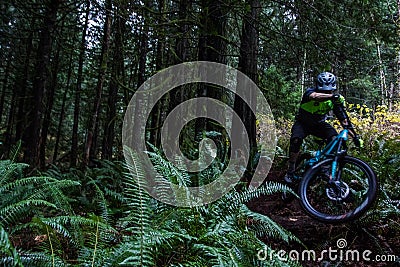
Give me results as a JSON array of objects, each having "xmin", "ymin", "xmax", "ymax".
[{"xmin": 289, "ymin": 137, "xmax": 303, "ymax": 153}]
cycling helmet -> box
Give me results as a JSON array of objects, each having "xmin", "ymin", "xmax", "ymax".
[{"xmin": 316, "ymin": 72, "xmax": 337, "ymax": 91}]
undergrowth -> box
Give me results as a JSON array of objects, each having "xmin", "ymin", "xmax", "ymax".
[{"xmin": 0, "ymin": 146, "xmax": 301, "ymax": 266}]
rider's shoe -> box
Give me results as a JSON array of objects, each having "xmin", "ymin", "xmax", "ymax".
[
  {"xmin": 282, "ymin": 172, "xmax": 295, "ymax": 202},
  {"xmin": 283, "ymin": 172, "xmax": 295, "ymax": 185}
]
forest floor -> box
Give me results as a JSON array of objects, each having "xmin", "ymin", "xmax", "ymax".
[{"xmin": 246, "ymin": 170, "xmax": 400, "ymax": 267}]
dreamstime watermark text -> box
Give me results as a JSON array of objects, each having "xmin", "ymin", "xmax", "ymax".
[{"xmin": 257, "ymin": 238, "xmax": 398, "ymax": 263}]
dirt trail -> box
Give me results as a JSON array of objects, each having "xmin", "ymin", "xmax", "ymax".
[{"xmin": 246, "ymin": 172, "xmax": 400, "ymax": 267}]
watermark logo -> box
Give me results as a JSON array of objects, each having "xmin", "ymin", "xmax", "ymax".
[
  {"xmin": 336, "ymin": 238, "xmax": 347, "ymax": 249},
  {"xmin": 122, "ymin": 61, "xmax": 276, "ymax": 207},
  {"xmin": 257, "ymin": 238, "xmax": 398, "ymax": 263}
]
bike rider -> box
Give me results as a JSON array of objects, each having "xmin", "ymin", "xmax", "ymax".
[{"xmin": 284, "ymin": 71, "xmax": 361, "ymax": 184}]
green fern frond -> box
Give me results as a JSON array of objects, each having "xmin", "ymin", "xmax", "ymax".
[
  {"xmin": 239, "ymin": 205, "xmax": 301, "ymax": 245},
  {"xmin": 192, "ymin": 243, "xmax": 225, "ymax": 265},
  {"xmin": 146, "ymin": 229, "xmax": 192, "ymax": 248},
  {"xmin": 118, "ymin": 236, "xmax": 155, "ymax": 267},
  {"xmin": 40, "ymin": 215, "xmax": 114, "ymax": 232},
  {"xmin": 86, "ymin": 176, "xmax": 110, "ymax": 222},
  {"xmin": 0, "ymin": 199, "xmax": 58, "ymax": 225},
  {"xmin": 358, "ymin": 199, "xmax": 400, "ymax": 226},
  {"xmin": 119, "ymin": 253, "xmax": 154, "ymax": 267},
  {"xmin": 0, "ymin": 176, "xmax": 55, "ymax": 193},
  {"xmin": 146, "ymin": 151, "xmax": 191, "ymax": 187},
  {"xmin": 120, "ymin": 147, "xmax": 155, "ymax": 267},
  {"xmin": 0, "ymin": 161, "xmax": 29, "ymax": 185},
  {"xmin": 102, "ymin": 242, "xmax": 138, "ymax": 266},
  {"xmin": 0, "ymin": 223, "xmax": 23, "ymax": 267},
  {"xmin": 103, "ymin": 187, "xmax": 126, "ymax": 204},
  {"xmin": 3, "ymin": 250, "xmax": 66, "ymax": 267},
  {"xmin": 9, "ymin": 140, "xmax": 22, "ymax": 163},
  {"xmin": 18, "ymin": 252, "xmax": 66, "ymax": 267},
  {"xmin": 212, "ymin": 182, "xmax": 294, "ymax": 221},
  {"xmin": 0, "ymin": 175, "xmax": 80, "ymax": 226}
]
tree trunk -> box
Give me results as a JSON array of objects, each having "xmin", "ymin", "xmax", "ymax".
[
  {"xmin": 375, "ymin": 39, "xmax": 387, "ymax": 106},
  {"xmin": 71, "ymin": 0, "xmax": 90, "ymax": 167},
  {"xmin": 15, "ymin": 31, "xmax": 34, "ymax": 142},
  {"xmin": 83, "ymin": 0, "xmax": 112, "ymax": 167},
  {"xmin": 0, "ymin": 53, "xmax": 11, "ymax": 126},
  {"xmin": 24, "ymin": 0, "xmax": 60, "ymax": 167},
  {"xmin": 389, "ymin": 82, "xmax": 394, "ymax": 111},
  {"xmin": 53, "ymin": 69, "xmax": 70, "ymax": 162},
  {"xmin": 5, "ymin": 87, "xmax": 17, "ymax": 157},
  {"xmin": 195, "ymin": 0, "xmax": 227, "ymax": 136},
  {"xmin": 131, "ymin": 3, "xmax": 150, "ymax": 148},
  {"xmin": 173, "ymin": 0, "xmax": 191, "ymax": 110},
  {"xmin": 148, "ymin": 0, "xmax": 167, "ymax": 147},
  {"xmin": 155, "ymin": 0, "xmax": 166, "ymax": 71},
  {"xmin": 233, "ymin": 0, "xmax": 260, "ymax": 176},
  {"xmin": 39, "ymin": 40, "xmax": 62, "ymax": 168},
  {"xmin": 174, "ymin": 0, "xmax": 190, "ymax": 64},
  {"xmin": 102, "ymin": 6, "xmax": 126, "ymax": 159},
  {"xmin": 300, "ymin": 49, "xmax": 307, "ymax": 95}
]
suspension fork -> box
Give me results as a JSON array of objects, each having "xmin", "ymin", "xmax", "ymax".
[{"xmin": 330, "ymin": 138, "xmax": 346, "ymax": 181}]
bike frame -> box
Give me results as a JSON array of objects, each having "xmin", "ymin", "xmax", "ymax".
[{"xmin": 305, "ymin": 129, "xmax": 350, "ymax": 181}]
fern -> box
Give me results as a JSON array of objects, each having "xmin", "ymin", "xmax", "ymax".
[
  {"xmin": 0, "ymin": 224, "xmax": 23, "ymax": 267},
  {"xmin": 119, "ymin": 147, "xmax": 155, "ymax": 267},
  {"xmin": 17, "ymin": 252, "xmax": 67, "ymax": 267},
  {"xmin": 239, "ymin": 205, "xmax": 301, "ymax": 244},
  {"xmin": 0, "ymin": 159, "xmax": 92, "ymax": 266},
  {"xmin": 86, "ymin": 176, "xmax": 110, "ymax": 223},
  {"xmin": 118, "ymin": 148, "xmax": 301, "ymax": 267},
  {"xmin": 0, "ymin": 160, "xmax": 29, "ymax": 186},
  {"xmin": 146, "ymin": 149, "xmax": 194, "ymax": 205},
  {"xmin": 102, "ymin": 242, "xmax": 143, "ymax": 266},
  {"xmin": 1, "ymin": 199, "xmax": 58, "ymax": 225},
  {"xmin": 8, "ymin": 140, "xmax": 22, "ymax": 162},
  {"xmin": 0, "ymin": 148, "xmax": 303, "ymax": 266},
  {"xmin": 209, "ymin": 182, "xmax": 295, "ymax": 224}
]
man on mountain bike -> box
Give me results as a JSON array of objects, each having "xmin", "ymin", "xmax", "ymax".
[{"xmin": 284, "ymin": 71, "xmax": 361, "ymax": 184}]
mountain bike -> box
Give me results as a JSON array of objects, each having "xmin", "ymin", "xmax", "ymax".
[{"xmin": 283, "ymin": 127, "xmax": 378, "ymax": 223}]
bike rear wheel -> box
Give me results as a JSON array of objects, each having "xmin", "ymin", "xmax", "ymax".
[{"xmin": 299, "ymin": 156, "xmax": 378, "ymax": 223}]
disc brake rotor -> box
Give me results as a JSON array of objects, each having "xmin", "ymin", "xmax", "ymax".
[{"xmin": 326, "ymin": 182, "xmax": 350, "ymax": 201}]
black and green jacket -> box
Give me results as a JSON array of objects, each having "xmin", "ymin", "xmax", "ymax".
[{"xmin": 296, "ymin": 88, "xmax": 348, "ymax": 123}]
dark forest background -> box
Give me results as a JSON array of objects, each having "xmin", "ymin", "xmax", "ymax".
[{"xmin": 1, "ymin": 0, "xmax": 398, "ymax": 168}]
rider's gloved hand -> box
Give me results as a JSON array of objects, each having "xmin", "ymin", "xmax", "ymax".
[
  {"xmin": 353, "ymin": 135, "xmax": 363, "ymax": 148},
  {"xmin": 331, "ymin": 94, "xmax": 341, "ymax": 103}
]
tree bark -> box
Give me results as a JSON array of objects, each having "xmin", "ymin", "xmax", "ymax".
[
  {"xmin": 148, "ymin": 0, "xmax": 167, "ymax": 147},
  {"xmin": 233, "ymin": 0, "xmax": 260, "ymax": 174},
  {"xmin": 0, "ymin": 53, "xmax": 11, "ymax": 126},
  {"xmin": 102, "ymin": 4, "xmax": 126, "ymax": 159},
  {"xmin": 195, "ymin": 0, "xmax": 227, "ymax": 136},
  {"xmin": 159, "ymin": 0, "xmax": 193, "ymax": 153},
  {"xmin": 83, "ymin": 0, "xmax": 112, "ymax": 167},
  {"xmin": 375, "ymin": 39, "xmax": 387, "ymax": 106},
  {"xmin": 24, "ymin": 0, "xmax": 60, "ymax": 167},
  {"xmin": 131, "ymin": 2, "xmax": 151, "ymax": 148},
  {"xmin": 39, "ymin": 40, "xmax": 61, "ymax": 168},
  {"xmin": 174, "ymin": 0, "xmax": 190, "ymax": 64},
  {"xmin": 53, "ymin": 72, "xmax": 70, "ymax": 162},
  {"xmin": 15, "ymin": 30, "xmax": 34, "ymax": 142},
  {"xmin": 71, "ymin": 0, "xmax": 90, "ymax": 167}
]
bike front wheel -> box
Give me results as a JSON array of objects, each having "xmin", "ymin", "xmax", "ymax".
[{"xmin": 299, "ymin": 156, "xmax": 378, "ymax": 223}]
